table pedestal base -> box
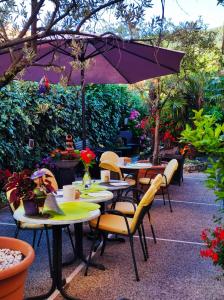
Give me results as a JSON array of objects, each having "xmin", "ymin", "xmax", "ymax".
[{"xmin": 26, "ymin": 226, "xmax": 79, "ymax": 300}]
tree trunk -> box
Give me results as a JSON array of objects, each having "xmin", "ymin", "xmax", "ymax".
[{"xmin": 152, "ymin": 109, "xmax": 160, "ymax": 165}]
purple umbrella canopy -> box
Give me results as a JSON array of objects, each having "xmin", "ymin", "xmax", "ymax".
[
  {"xmin": 0, "ymin": 36, "xmax": 184, "ymax": 84},
  {"xmin": 0, "ymin": 35, "xmax": 184, "ymax": 146}
]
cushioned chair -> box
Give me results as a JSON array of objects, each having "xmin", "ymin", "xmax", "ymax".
[
  {"xmin": 41, "ymin": 168, "xmax": 59, "ymax": 191},
  {"xmin": 100, "ymin": 151, "xmax": 120, "ymax": 164},
  {"xmin": 85, "ymin": 183, "xmax": 159, "ymax": 281},
  {"xmin": 109, "ymin": 174, "xmax": 163, "ymax": 244},
  {"xmin": 139, "ymin": 159, "xmax": 178, "ymax": 212},
  {"xmin": 99, "ymin": 160, "xmax": 136, "ymax": 186}
]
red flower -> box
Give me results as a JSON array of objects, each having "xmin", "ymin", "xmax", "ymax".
[
  {"xmin": 201, "ymin": 230, "xmax": 208, "ymax": 241},
  {"xmin": 212, "ymin": 252, "xmax": 219, "ymax": 263},
  {"xmin": 140, "ymin": 117, "xmax": 148, "ymax": 129},
  {"xmin": 80, "ymin": 148, "xmax": 96, "ymax": 167},
  {"xmin": 219, "ymin": 230, "xmax": 224, "ymax": 240}
]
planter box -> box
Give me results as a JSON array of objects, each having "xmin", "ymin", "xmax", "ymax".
[
  {"xmin": 54, "ymin": 159, "xmax": 79, "ymax": 169},
  {"xmin": 53, "ymin": 160, "xmax": 80, "ymax": 188}
]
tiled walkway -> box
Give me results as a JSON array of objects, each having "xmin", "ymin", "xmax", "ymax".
[{"xmin": 1, "ymin": 173, "xmax": 224, "ymax": 299}]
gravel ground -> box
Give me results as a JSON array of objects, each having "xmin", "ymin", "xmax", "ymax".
[{"xmin": 0, "ymin": 172, "xmax": 224, "ymax": 300}]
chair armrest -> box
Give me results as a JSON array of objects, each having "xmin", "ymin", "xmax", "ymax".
[
  {"xmin": 162, "ymin": 174, "xmax": 168, "ymax": 186},
  {"xmin": 124, "ymin": 187, "xmax": 144, "ymax": 203}
]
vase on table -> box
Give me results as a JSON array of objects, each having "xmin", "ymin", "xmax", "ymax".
[{"xmin": 82, "ymin": 166, "xmax": 91, "ymax": 188}]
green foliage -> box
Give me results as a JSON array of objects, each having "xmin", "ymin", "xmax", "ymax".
[
  {"xmin": 181, "ymin": 109, "xmax": 224, "ymax": 153},
  {"xmin": 0, "ymin": 81, "xmax": 141, "ymax": 171},
  {"xmin": 181, "ymin": 109, "xmax": 224, "ymax": 204},
  {"xmin": 204, "ymin": 76, "xmax": 224, "ymax": 119}
]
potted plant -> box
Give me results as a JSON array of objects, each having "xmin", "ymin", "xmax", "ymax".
[
  {"xmin": 5, "ymin": 169, "xmax": 55, "ymax": 216},
  {"xmin": 0, "ymin": 236, "xmax": 35, "ymax": 300},
  {"xmin": 0, "ymin": 169, "xmax": 11, "ymax": 208},
  {"xmin": 50, "ymin": 148, "xmax": 80, "ymax": 168}
]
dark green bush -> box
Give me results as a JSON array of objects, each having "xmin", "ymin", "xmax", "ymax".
[{"xmin": 0, "ymin": 81, "xmax": 142, "ymax": 170}]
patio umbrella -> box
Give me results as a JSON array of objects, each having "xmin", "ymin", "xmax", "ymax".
[{"xmin": 0, "ymin": 35, "xmax": 185, "ymax": 147}]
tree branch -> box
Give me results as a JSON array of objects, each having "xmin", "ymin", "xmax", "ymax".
[
  {"xmin": 76, "ymin": 0, "xmax": 124, "ymax": 32},
  {"xmin": 18, "ymin": 0, "xmax": 45, "ymax": 39},
  {"xmin": 44, "ymin": 0, "xmax": 60, "ymax": 34},
  {"xmin": 46, "ymin": 2, "xmax": 78, "ymax": 30}
]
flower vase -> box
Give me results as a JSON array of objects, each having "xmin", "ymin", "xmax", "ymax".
[{"xmin": 82, "ymin": 166, "xmax": 91, "ymax": 188}]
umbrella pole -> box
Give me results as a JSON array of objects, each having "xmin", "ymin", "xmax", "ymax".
[{"xmin": 81, "ymin": 66, "xmax": 86, "ymax": 149}]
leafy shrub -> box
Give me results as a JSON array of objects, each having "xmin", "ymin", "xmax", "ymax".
[{"xmin": 0, "ymin": 81, "xmax": 142, "ymax": 170}]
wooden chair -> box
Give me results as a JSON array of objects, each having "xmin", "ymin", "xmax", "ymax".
[
  {"xmin": 85, "ymin": 183, "xmax": 159, "ymax": 281},
  {"xmin": 40, "ymin": 168, "xmax": 59, "ymax": 191},
  {"xmin": 139, "ymin": 159, "xmax": 178, "ymax": 212}
]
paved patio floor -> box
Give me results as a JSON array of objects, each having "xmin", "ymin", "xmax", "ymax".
[{"xmin": 1, "ymin": 172, "xmax": 224, "ymax": 300}]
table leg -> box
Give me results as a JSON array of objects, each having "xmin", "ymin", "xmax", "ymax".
[
  {"xmin": 26, "ymin": 226, "xmax": 77, "ymax": 300},
  {"xmin": 52, "ymin": 226, "xmax": 78, "ymax": 300}
]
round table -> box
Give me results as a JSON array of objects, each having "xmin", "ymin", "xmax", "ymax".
[
  {"xmin": 14, "ymin": 204, "xmax": 101, "ymax": 300},
  {"xmin": 118, "ymin": 162, "xmax": 153, "ymax": 184},
  {"xmin": 56, "ymin": 188, "xmax": 114, "ymax": 203},
  {"xmin": 72, "ymin": 179, "xmax": 131, "ymax": 192}
]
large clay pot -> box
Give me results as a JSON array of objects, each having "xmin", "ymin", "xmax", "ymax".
[{"xmin": 0, "ymin": 237, "xmax": 35, "ymax": 300}]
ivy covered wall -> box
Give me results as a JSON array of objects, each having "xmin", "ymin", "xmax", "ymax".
[{"xmin": 0, "ymin": 81, "xmax": 143, "ymax": 170}]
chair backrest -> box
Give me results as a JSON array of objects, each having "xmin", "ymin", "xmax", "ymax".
[
  {"xmin": 100, "ymin": 151, "xmax": 119, "ymax": 164},
  {"xmin": 40, "ymin": 168, "xmax": 58, "ymax": 191},
  {"xmin": 150, "ymin": 174, "xmax": 163, "ymax": 190},
  {"xmin": 6, "ymin": 189, "xmax": 17, "ymax": 212},
  {"xmin": 163, "ymin": 159, "xmax": 178, "ymax": 185},
  {"xmin": 99, "ymin": 160, "xmax": 123, "ymax": 180},
  {"xmin": 130, "ymin": 183, "xmax": 158, "ymax": 233}
]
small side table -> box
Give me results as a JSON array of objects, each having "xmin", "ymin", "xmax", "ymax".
[{"xmin": 14, "ymin": 206, "xmax": 100, "ymax": 300}]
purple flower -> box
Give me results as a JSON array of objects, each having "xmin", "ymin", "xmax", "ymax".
[
  {"xmin": 129, "ymin": 109, "xmax": 140, "ymax": 120},
  {"xmin": 31, "ymin": 170, "xmax": 46, "ymax": 180}
]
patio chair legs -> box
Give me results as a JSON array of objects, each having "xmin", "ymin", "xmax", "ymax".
[
  {"xmin": 167, "ymin": 187, "xmax": 173, "ymax": 213},
  {"xmin": 32, "ymin": 230, "xmax": 37, "ymax": 248},
  {"xmin": 37, "ymin": 229, "xmax": 44, "ymax": 247},
  {"xmin": 100, "ymin": 233, "xmax": 107, "ymax": 256},
  {"xmin": 14, "ymin": 227, "xmax": 20, "ymax": 238},
  {"xmin": 84, "ymin": 232, "xmax": 98, "ymax": 276},
  {"xmin": 141, "ymin": 224, "xmax": 149, "ymax": 259},
  {"xmin": 128, "ymin": 235, "xmax": 139, "ymax": 281},
  {"xmin": 161, "ymin": 187, "xmax": 165, "ymax": 205},
  {"xmin": 137, "ymin": 227, "xmax": 147, "ymax": 261},
  {"xmin": 66, "ymin": 225, "xmax": 76, "ymax": 257},
  {"xmin": 147, "ymin": 212, "xmax": 157, "ymax": 244},
  {"xmin": 45, "ymin": 226, "xmax": 53, "ymax": 278}
]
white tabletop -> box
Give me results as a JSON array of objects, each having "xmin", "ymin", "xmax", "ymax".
[
  {"xmin": 72, "ymin": 180, "xmax": 130, "ymax": 191},
  {"xmin": 13, "ymin": 207, "xmax": 101, "ymax": 226},
  {"xmin": 118, "ymin": 162, "xmax": 153, "ymax": 170},
  {"xmin": 56, "ymin": 189, "xmax": 113, "ymax": 203}
]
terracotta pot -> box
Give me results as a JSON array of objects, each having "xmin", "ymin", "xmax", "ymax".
[{"xmin": 0, "ymin": 237, "xmax": 35, "ymax": 300}]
